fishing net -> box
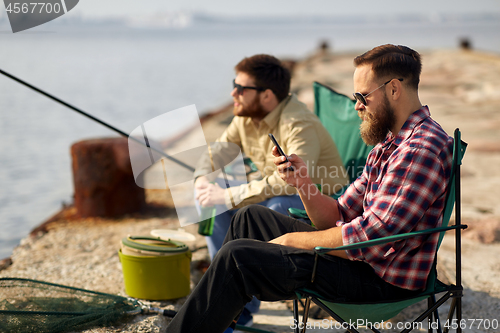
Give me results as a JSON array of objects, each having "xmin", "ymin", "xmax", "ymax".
[
  {"xmin": 0, "ymin": 277, "xmax": 141, "ymax": 333},
  {"xmin": 0, "ymin": 277, "xmax": 278, "ymax": 333}
]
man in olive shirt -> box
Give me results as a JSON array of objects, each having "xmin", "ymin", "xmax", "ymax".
[{"xmin": 193, "ymin": 54, "xmax": 348, "ymax": 325}]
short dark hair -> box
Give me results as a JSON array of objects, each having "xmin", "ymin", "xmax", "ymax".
[
  {"xmin": 354, "ymin": 44, "xmax": 422, "ymax": 90},
  {"xmin": 235, "ymin": 54, "xmax": 291, "ymax": 102}
]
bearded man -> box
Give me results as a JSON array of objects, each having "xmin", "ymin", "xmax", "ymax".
[
  {"xmin": 170, "ymin": 45, "xmax": 453, "ymax": 333},
  {"xmin": 193, "ymin": 54, "xmax": 348, "ymax": 326}
]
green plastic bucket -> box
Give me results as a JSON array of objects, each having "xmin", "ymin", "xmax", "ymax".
[{"xmin": 119, "ymin": 236, "xmax": 191, "ymax": 300}]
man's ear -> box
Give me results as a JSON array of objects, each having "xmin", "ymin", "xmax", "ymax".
[
  {"xmin": 390, "ymin": 79, "xmax": 402, "ymax": 101},
  {"xmin": 260, "ymin": 88, "xmax": 273, "ymax": 102},
  {"xmin": 260, "ymin": 89, "xmax": 280, "ymax": 112}
]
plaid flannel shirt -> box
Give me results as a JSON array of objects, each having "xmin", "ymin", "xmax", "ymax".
[{"xmin": 336, "ymin": 106, "xmax": 453, "ymax": 290}]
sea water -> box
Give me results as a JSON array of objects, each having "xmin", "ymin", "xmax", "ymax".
[{"xmin": 0, "ymin": 16, "xmax": 499, "ymax": 259}]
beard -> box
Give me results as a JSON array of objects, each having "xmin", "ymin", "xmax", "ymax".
[
  {"xmin": 359, "ymin": 93, "xmax": 396, "ymax": 146},
  {"xmin": 233, "ymin": 93, "xmax": 268, "ymax": 120}
]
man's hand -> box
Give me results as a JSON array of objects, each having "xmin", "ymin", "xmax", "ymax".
[
  {"xmin": 194, "ymin": 176, "xmax": 210, "ymax": 191},
  {"xmin": 268, "ymin": 233, "xmax": 298, "ymax": 248},
  {"xmin": 268, "ymin": 229, "xmax": 348, "ymax": 259},
  {"xmin": 272, "ymin": 146, "xmax": 311, "ymax": 189},
  {"xmin": 195, "ymin": 178, "xmax": 226, "ymax": 207}
]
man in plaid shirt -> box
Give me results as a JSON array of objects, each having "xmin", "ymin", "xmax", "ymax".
[
  {"xmin": 168, "ymin": 44, "xmax": 453, "ymax": 333},
  {"xmin": 337, "ymin": 104, "xmax": 452, "ymax": 290}
]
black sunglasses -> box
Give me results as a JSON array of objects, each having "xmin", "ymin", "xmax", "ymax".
[
  {"xmin": 353, "ymin": 78, "xmax": 403, "ymax": 106},
  {"xmin": 233, "ymin": 79, "xmax": 265, "ymax": 95}
]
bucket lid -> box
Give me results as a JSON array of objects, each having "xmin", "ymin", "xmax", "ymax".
[
  {"xmin": 151, "ymin": 229, "xmax": 196, "ymax": 243},
  {"xmin": 121, "ymin": 236, "xmax": 188, "ymax": 254}
]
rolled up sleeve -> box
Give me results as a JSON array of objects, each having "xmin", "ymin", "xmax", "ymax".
[{"xmin": 193, "ymin": 120, "xmax": 241, "ymax": 181}]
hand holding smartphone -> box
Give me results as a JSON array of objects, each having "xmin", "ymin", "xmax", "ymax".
[{"xmin": 268, "ymin": 133, "xmax": 294, "ymax": 171}]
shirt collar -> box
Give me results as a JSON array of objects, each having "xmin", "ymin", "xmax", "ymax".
[
  {"xmin": 261, "ymin": 94, "xmax": 293, "ymax": 129},
  {"xmin": 382, "ymin": 105, "xmax": 431, "ymax": 147}
]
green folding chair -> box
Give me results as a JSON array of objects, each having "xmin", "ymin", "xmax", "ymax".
[
  {"xmin": 293, "ymin": 128, "xmax": 467, "ymax": 333},
  {"xmin": 288, "ymin": 81, "xmax": 373, "ymax": 219}
]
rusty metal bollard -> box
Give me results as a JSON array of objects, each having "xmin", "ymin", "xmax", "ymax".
[{"xmin": 71, "ymin": 137, "xmax": 146, "ymax": 218}]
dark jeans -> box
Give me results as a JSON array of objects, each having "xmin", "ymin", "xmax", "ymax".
[{"xmin": 167, "ymin": 205, "xmax": 420, "ymax": 333}]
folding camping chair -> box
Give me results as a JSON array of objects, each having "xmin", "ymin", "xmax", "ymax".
[
  {"xmin": 288, "ymin": 81, "xmax": 373, "ymax": 219},
  {"xmin": 292, "ymin": 128, "xmax": 467, "ymax": 333}
]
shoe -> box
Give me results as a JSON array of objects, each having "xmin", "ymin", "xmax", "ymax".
[
  {"xmin": 224, "ymin": 318, "xmax": 237, "ymax": 333},
  {"xmin": 234, "ymin": 308, "xmax": 253, "ymax": 332}
]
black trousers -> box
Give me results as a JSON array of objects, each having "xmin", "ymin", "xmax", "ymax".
[{"xmin": 167, "ymin": 205, "xmax": 419, "ymax": 333}]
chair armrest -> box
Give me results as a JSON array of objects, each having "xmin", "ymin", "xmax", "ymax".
[
  {"xmin": 314, "ymin": 224, "xmax": 467, "ymax": 254},
  {"xmin": 288, "ymin": 207, "xmax": 310, "ymax": 220}
]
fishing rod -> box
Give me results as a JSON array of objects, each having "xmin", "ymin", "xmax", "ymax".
[{"xmin": 0, "ymin": 68, "xmax": 195, "ymax": 173}]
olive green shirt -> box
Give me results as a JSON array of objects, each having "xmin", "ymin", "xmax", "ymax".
[{"xmin": 194, "ymin": 94, "xmax": 349, "ymax": 209}]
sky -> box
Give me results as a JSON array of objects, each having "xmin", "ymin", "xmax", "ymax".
[{"xmin": 75, "ymin": 0, "xmax": 500, "ymax": 18}]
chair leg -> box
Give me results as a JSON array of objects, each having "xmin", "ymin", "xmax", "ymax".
[
  {"xmin": 432, "ymin": 295, "xmax": 442, "ymax": 333},
  {"xmin": 293, "ymin": 299, "xmax": 300, "ymax": 333},
  {"xmin": 443, "ymin": 298, "xmax": 457, "ymax": 333},
  {"xmin": 301, "ymin": 297, "xmax": 312, "ymax": 333},
  {"xmin": 456, "ymin": 298, "xmax": 462, "ymax": 333},
  {"xmin": 427, "ymin": 295, "xmax": 442, "ymax": 333},
  {"xmin": 428, "ymin": 297, "xmax": 434, "ymax": 333}
]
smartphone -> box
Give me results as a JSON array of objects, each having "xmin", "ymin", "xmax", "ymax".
[{"xmin": 268, "ymin": 133, "xmax": 294, "ymax": 171}]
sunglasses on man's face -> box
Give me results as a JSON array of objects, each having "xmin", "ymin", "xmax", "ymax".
[
  {"xmin": 233, "ymin": 79, "xmax": 265, "ymax": 95},
  {"xmin": 353, "ymin": 78, "xmax": 403, "ymax": 106}
]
